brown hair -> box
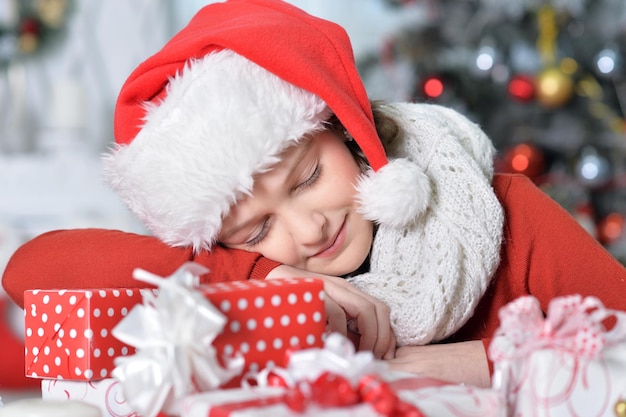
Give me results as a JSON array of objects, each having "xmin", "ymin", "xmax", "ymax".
[{"xmin": 326, "ymin": 100, "xmax": 403, "ymax": 170}]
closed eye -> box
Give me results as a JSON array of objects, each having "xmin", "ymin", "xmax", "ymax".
[
  {"xmin": 245, "ymin": 217, "xmax": 271, "ymax": 247},
  {"xmin": 295, "ymin": 164, "xmax": 322, "ymax": 191},
  {"xmin": 245, "ymin": 165, "xmax": 321, "ymax": 247}
]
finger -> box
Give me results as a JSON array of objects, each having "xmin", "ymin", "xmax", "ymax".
[
  {"xmin": 327, "ymin": 286, "xmax": 379, "ymax": 352},
  {"xmin": 383, "ymin": 331, "xmax": 397, "ymax": 360},
  {"xmin": 311, "ymin": 274, "xmax": 392, "ymax": 358},
  {"xmin": 354, "ymin": 309, "xmax": 385, "ymax": 358},
  {"xmin": 356, "ymin": 300, "xmax": 393, "ymax": 359},
  {"xmin": 322, "ymin": 279, "xmax": 390, "ymax": 357},
  {"xmin": 346, "ymin": 330, "xmax": 361, "ymax": 350},
  {"xmin": 373, "ymin": 308, "xmax": 394, "ymax": 359},
  {"xmin": 324, "ymin": 295, "xmax": 347, "ymax": 336}
]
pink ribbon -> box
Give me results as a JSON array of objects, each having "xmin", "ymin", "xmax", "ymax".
[{"xmin": 489, "ymin": 295, "xmax": 626, "ymax": 363}]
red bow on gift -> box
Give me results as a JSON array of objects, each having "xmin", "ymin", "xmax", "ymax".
[{"xmin": 268, "ymin": 371, "xmax": 424, "ymax": 417}]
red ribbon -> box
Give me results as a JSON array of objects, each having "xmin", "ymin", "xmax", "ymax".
[
  {"xmin": 286, "ymin": 372, "xmax": 424, "ymax": 416},
  {"xmin": 208, "ymin": 395, "xmax": 287, "ymax": 417},
  {"xmin": 210, "ymin": 371, "xmax": 425, "ymax": 416},
  {"xmin": 209, "ymin": 372, "xmax": 426, "ymax": 417}
]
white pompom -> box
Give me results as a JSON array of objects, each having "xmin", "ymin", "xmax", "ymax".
[{"xmin": 356, "ymin": 158, "xmax": 431, "ymax": 228}]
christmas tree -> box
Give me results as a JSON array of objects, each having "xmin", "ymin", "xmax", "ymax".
[{"xmin": 359, "ymin": 0, "xmax": 626, "ymax": 264}]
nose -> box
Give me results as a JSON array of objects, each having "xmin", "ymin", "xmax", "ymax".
[{"xmin": 281, "ymin": 205, "xmax": 327, "ymax": 247}]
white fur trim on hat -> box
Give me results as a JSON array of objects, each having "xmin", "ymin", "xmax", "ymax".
[
  {"xmin": 103, "ymin": 50, "xmax": 330, "ymax": 251},
  {"xmin": 356, "ymin": 158, "xmax": 431, "ymax": 228}
]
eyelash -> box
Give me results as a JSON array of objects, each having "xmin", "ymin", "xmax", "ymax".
[
  {"xmin": 246, "ymin": 218, "xmax": 271, "ymax": 246},
  {"xmin": 245, "ymin": 164, "xmax": 323, "ymax": 247},
  {"xmin": 295, "ymin": 164, "xmax": 322, "ymax": 191}
]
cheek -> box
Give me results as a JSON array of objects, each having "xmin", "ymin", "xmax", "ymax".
[
  {"xmin": 335, "ymin": 160, "xmax": 364, "ymax": 193},
  {"xmin": 334, "ymin": 172, "xmax": 360, "ymax": 202},
  {"xmin": 255, "ymin": 239, "xmax": 303, "ymax": 268}
]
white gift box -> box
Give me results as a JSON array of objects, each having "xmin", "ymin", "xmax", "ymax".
[
  {"xmin": 181, "ymin": 387, "xmax": 380, "ymax": 417},
  {"xmin": 39, "ymin": 375, "xmax": 501, "ymax": 417},
  {"xmin": 489, "ymin": 295, "xmax": 626, "ymax": 417},
  {"xmin": 180, "ymin": 375, "xmax": 501, "ymax": 417},
  {"xmin": 41, "ymin": 378, "xmax": 136, "ymax": 417}
]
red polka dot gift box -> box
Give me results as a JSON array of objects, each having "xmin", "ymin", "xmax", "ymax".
[
  {"xmin": 24, "ymin": 266, "xmax": 326, "ymax": 388},
  {"xmin": 195, "ymin": 278, "xmax": 326, "ymax": 387},
  {"xmin": 110, "ymin": 267, "xmax": 327, "ymax": 395},
  {"xmin": 24, "ymin": 288, "xmax": 153, "ymax": 381}
]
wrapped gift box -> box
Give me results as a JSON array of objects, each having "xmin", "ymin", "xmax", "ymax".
[
  {"xmin": 489, "ymin": 295, "xmax": 626, "ymax": 417},
  {"xmin": 42, "ymin": 375, "xmax": 501, "ymax": 417},
  {"xmin": 180, "ymin": 375, "xmax": 501, "ymax": 417},
  {"xmin": 195, "ymin": 278, "xmax": 326, "ymax": 387},
  {"xmin": 41, "ymin": 378, "xmax": 138, "ymax": 417},
  {"xmin": 25, "ymin": 275, "xmax": 326, "ymax": 386},
  {"xmin": 24, "ymin": 288, "xmax": 151, "ymax": 380},
  {"xmin": 182, "ymin": 387, "xmax": 378, "ymax": 417}
]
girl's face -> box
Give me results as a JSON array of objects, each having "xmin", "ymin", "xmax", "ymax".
[{"xmin": 219, "ymin": 130, "xmax": 373, "ymax": 276}]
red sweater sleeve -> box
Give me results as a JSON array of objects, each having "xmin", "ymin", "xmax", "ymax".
[
  {"xmin": 499, "ymin": 174, "xmax": 626, "ymax": 312},
  {"xmin": 456, "ymin": 173, "xmax": 626, "ymax": 341},
  {"xmin": 451, "ymin": 174, "xmax": 626, "ymax": 374},
  {"xmin": 1, "ymin": 228, "xmax": 280, "ymax": 309}
]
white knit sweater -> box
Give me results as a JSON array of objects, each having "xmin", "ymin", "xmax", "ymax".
[{"xmin": 347, "ymin": 103, "xmax": 504, "ymax": 346}]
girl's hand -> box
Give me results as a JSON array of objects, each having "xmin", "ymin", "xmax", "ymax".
[
  {"xmin": 387, "ymin": 340, "xmax": 491, "ymax": 387},
  {"xmin": 267, "ymin": 265, "xmax": 396, "ymax": 359}
]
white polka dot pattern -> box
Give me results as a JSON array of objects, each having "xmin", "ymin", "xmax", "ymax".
[
  {"xmin": 24, "ymin": 288, "xmax": 156, "ymax": 381},
  {"xmin": 198, "ymin": 277, "xmax": 325, "ymax": 388},
  {"xmin": 24, "ymin": 278, "xmax": 326, "ymax": 387}
]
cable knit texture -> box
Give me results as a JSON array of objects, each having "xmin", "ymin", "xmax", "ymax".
[{"xmin": 348, "ymin": 102, "xmax": 504, "ymax": 346}]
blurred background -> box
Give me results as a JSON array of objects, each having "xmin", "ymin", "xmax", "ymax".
[{"xmin": 1, "ymin": 0, "xmax": 625, "ymax": 398}]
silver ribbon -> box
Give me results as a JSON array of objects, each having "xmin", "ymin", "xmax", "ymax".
[{"xmin": 112, "ymin": 262, "xmax": 244, "ymax": 417}]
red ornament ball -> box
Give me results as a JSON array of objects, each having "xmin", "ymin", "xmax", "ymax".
[
  {"xmin": 421, "ymin": 76, "xmax": 445, "ymax": 99},
  {"xmin": 503, "ymin": 143, "xmax": 545, "ymax": 179},
  {"xmin": 20, "ymin": 18, "xmax": 41, "ymax": 35},
  {"xmin": 597, "ymin": 212, "xmax": 625, "ymax": 245},
  {"xmin": 508, "ymin": 74, "xmax": 535, "ymax": 102}
]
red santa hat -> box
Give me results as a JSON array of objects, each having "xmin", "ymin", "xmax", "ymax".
[{"xmin": 104, "ymin": 0, "xmax": 430, "ymax": 251}]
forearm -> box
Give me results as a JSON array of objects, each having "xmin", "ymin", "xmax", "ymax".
[
  {"xmin": 2, "ymin": 228, "xmax": 279, "ymax": 308},
  {"xmin": 2, "ymin": 229, "xmax": 180, "ymax": 308},
  {"xmin": 387, "ymin": 340, "xmax": 491, "ymax": 388}
]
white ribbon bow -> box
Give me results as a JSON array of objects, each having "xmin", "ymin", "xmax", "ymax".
[
  {"xmin": 248, "ymin": 332, "xmax": 387, "ymax": 388},
  {"xmin": 112, "ymin": 262, "xmax": 244, "ymax": 417}
]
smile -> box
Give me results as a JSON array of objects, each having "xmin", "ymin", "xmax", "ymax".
[{"xmin": 313, "ymin": 218, "xmax": 346, "ymax": 258}]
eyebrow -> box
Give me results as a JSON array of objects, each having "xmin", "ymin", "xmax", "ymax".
[{"xmin": 220, "ymin": 138, "xmax": 315, "ymax": 242}]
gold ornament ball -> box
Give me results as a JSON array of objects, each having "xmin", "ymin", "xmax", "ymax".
[
  {"xmin": 616, "ymin": 398, "xmax": 626, "ymax": 417},
  {"xmin": 36, "ymin": 0, "xmax": 68, "ymax": 28},
  {"xmin": 535, "ymin": 67, "xmax": 574, "ymax": 108}
]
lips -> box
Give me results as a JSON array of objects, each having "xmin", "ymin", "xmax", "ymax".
[{"xmin": 313, "ymin": 218, "xmax": 346, "ymax": 258}]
